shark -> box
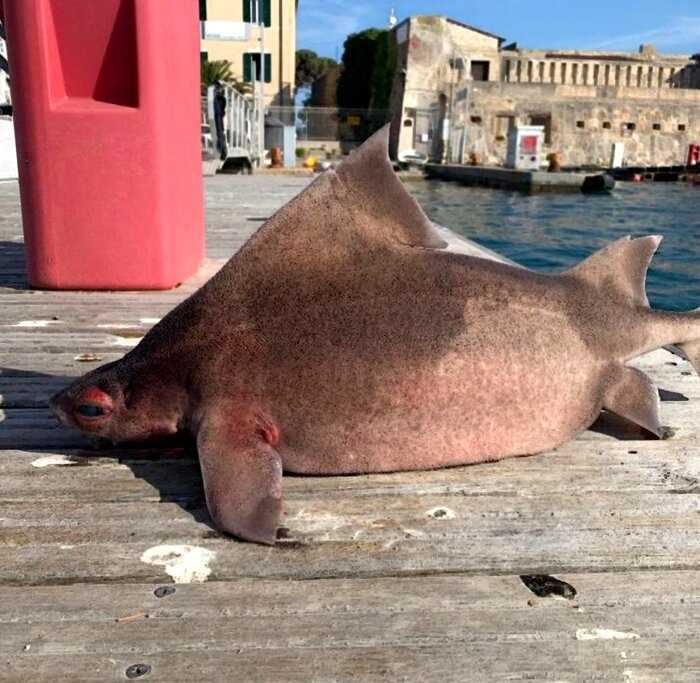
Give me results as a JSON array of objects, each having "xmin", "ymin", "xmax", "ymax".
[{"xmin": 50, "ymin": 126, "xmax": 700, "ymax": 544}]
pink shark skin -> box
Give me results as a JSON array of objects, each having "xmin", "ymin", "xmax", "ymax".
[{"xmin": 51, "ymin": 126, "xmax": 700, "ymax": 545}]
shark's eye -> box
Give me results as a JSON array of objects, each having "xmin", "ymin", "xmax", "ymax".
[{"xmin": 75, "ymin": 404, "xmax": 106, "ymax": 418}]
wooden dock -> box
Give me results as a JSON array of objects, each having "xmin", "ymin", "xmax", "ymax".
[{"xmin": 1, "ymin": 176, "xmax": 700, "ymax": 681}]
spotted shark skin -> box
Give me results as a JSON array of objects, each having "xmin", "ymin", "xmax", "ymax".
[{"xmin": 51, "ymin": 126, "xmax": 700, "ymax": 544}]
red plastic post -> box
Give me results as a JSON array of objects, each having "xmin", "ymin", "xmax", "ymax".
[{"xmin": 3, "ymin": 0, "xmax": 204, "ymax": 289}]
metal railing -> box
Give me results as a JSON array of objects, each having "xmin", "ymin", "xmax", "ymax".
[
  {"xmin": 202, "ymin": 85, "xmax": 259, "ymax": 164},
  {"xmin": 268, "ymin": 106, "xmax": 391, "ymax": 147}
]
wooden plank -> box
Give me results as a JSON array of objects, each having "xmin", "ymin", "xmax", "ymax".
[
  {"xmin": 2, "ymin": 445, "xmax": 700, "ymax": 584},
  {"xmin": 1, "ymin": 573, "xmax": 699, "ymax": 681},
  {"xmin": 2, "ymin": 440, "xmax": 699, "ymax": 501}
]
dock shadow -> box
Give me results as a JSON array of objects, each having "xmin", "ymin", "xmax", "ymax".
[
  {"xmin": 0, "ymin": 241, "xmax": 30, "ymax": 290},
  {"xmin": 1, "ymin": 366, "xmax": 218, "ymax": 532}
]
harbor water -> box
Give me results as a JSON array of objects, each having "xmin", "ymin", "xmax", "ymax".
[{"xmin": 409, "ymin": 180, "xmax": 700, "ymax": 312}]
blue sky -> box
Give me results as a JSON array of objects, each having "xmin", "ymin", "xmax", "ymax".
[{"xmin": 298, "ymin": 1, "xmax": 700, "ymax": 59}]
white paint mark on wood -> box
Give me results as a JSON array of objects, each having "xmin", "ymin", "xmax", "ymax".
[
  {"xmin": 426, "ymin": 506, "xmax": 456, "ymax": 519},
  {"xmin": 140, "ymin": 545, "xmax": 216, "ymax": 584},
  {"xmin": 96, "ymin": 324, "xmax": 140, "ymax": 329},
  {"xmin": 31, "ymin": 455, "xmax": 79, "ymax": 468},
  {"xmin": 60, "ymin": 545, "xmax": 75, "ymax": 550},
  {"xmin": 139, "ymin": 318, "xmax": 161, "ymax": 324},
  {"xmin": 11, "ymin": 320, "xmax": 61, "ymax": 328},
  {"xmin": 576, "ymin": 628, "xmax": 640, "ymax": 641},
  {"xmin": 111, "ymin": 336, "xmax": 142, "ymax": 347}
]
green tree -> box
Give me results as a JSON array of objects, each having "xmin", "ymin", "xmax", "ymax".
[
  {"xmin": 337, "ymin": 29, "xmax": 387, "ymax": 109},
  {"xmin": 369, "ymin": 31, "xmax": 397, "ymax": 110},
  {"xmin": 200, "ymin": 59, "xmax": 251, "ymax": 96},
  {"xmin": 295, "ymin": 49, "xmax": 337, "ymax": 88}
]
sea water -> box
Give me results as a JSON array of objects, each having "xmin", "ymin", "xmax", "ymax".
[{"xmin": 409, "ymin": 181, "xmax": 700, "ymax": 312}]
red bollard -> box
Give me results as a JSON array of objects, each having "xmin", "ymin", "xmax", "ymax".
[
  {"xmin": 688, "ymin": 144, "xmax": 700, "ymax": 168},
  {"xmin": 2, "ymin": 0, "xmax": 204, "ymax": 289}
]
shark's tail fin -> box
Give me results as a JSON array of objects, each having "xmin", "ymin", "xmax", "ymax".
[{"xmin": 567, "ymin": 235, "xmax": 662, "ymax": 307}]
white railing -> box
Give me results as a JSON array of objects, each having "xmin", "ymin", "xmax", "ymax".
[{"xmin": 203, "ymin": 85, "xmax": 259, "ymax": 165}]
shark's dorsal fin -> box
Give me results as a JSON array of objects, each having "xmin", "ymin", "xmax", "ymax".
[
  {"xmin": 335, "ymin": 125, "xmax": 447, "ymax": 249},
  {"xmin": 567, "ymin": 235, "xmax": 662, "ymax": 307}
]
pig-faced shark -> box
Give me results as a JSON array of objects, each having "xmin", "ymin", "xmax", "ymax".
[{"xmin": 51, "ymin": 126, "xmax": 700, "ymax": 545}]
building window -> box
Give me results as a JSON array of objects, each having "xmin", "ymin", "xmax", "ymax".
[
  {"xmin": 602, "ymin": 121, "xmax": 611, "ymax": 129},
  {"xmin": 679, "ymin": 124, "xmax": 687, "ymax": 132},
  {"xmin": 528, "ymin": 114, "xmax": 552, "ymax": 144},
  {"xmin": 243, "ymin": 53, "xmax": 272, "ymax": 83},
  {"xmin": 403, "ymin": 118, "xmax": 413, "ymax": 127},
  {"xmin": 199, "ymin": 0, "xmax": 207, "ymax": 20},
  {"xmin": 576, "ymin": 120, "xmax": 585, "ymax": 129},
  {"xmin": 470, "ymin": 116, "xmax": 483, "ymax": 124},
  {"xmin": 652, "ymin": 123, "xmax": 661, "ymax": 131},
  {"xmin": 550, "ymin": 62, "xmax": 556, "ymax": 83},
  {"xmin": 593, "ymin": 64, "xmax": 600, "ymax": 85},
  {"xmin": 200, "ymin": 51, "xmax": 209, "ymax": 65},
  {"xmin": 626, "ymin": 122, "xmax": 636, "ymax": 131},
  {"xmin": 471, "ymin": 61, "xmax": 490, "ymax": 82},
  {"xmin": 243, "ymin": 0, "xmax": 272, "ymax": 27},
  {"xmin": 495, "ymin": 115, "xmax": 515, "ymax": 141}
]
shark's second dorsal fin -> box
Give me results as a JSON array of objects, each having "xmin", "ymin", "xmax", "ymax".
[
  {"xmin": 567, "ymin": 235, "xmax": 662, "ymax": 307},
  {"xmin": 336, "ymin": 125, "xmax": 447, "ymax": 249}
]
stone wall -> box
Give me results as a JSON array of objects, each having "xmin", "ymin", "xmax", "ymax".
[
  {"xmin": 458, "ymin": 82, "xmax": 700, "ymax": 167},
  {"xmin": 501, "ymin": 47, "xmax": 700, "ymax": 90},
  {"xmin": 389, "ymin": 14, "xmax": 700, "ymax": 166}
]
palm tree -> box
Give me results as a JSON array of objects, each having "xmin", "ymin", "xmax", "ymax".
[{"xmin": 200, "ymin": 59, "xmax": 252, "ymax": 96}]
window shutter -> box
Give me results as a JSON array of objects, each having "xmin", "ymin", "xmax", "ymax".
[
  {"xmin": 243, "ymin": 54, "xmax": 252, "ymax": 82},
  {"xmin": 262, "ymin": 0, "xmax": 271, "ymax": 27},
  {"xmin": 264, "ymin": 53, "xmax": 272, "ymax": 83},
  {"xmin": 243, "ymin": 0, "xmax": 251, "ymax": 23}
]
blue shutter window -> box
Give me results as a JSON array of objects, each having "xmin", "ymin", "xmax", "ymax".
[
  {"xmin": 264, "ymin": 53, "xmax": 272, "ymax": 83},
  {"xmin": 243, "ymin": 53, "xmax": 272, "ymax": 83},
  {"xmin": 243, "ymin": 53, "xmax": 252, "ymax": 82},
  {"xmin": 243, "ymin": 0, "xmax": 271, "ymax": 27}
]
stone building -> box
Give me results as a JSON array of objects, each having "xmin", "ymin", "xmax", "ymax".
[
  {"xmin": 199, "ymin": 0, "xmax": 297, "ymax": 105},
  {"xmin": 389, "ymin": 15, "xmax": 700, "ymax": 167}
]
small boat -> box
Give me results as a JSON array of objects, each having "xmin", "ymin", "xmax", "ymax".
[
  {"xmin": 398, "ymin": 149, "xmax": 429, "ymax": 168},
  {"xmin": 581, "ymin": 173, "xmax": 616, "ymax": 194}
]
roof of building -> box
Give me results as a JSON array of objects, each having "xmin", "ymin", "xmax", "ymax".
[
  {"xmin": 446, "ymin": 17, "xmax": 506, "ymax": 44},
  {"xmin": 392, "ymin": 15, "xmax": 506, "ymax": 44}
]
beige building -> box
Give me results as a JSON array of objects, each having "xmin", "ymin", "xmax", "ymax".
[
  {"xmin": 389, "ymin": 15, "xmax": 700, "ymax": 167},
  {"xmin": 200, "ymin": 0, "xmax": 297, "ymax": 105}
]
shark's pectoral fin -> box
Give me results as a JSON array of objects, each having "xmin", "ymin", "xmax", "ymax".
[
  {"xmin": 603, "ymin": 366, "xmax": 662, "ymax": 437},
  {"xmin": 676, "ymin": 339, "xmax": 700, "ymax": 376},
  {"xmin": 196, "ymin": 408, "xmax": 283, "ymax": 545}
]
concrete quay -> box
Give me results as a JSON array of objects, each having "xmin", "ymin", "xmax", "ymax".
[{"xmin": 425, "ymin": 162, "xmax": 610, "ymax": 193}]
